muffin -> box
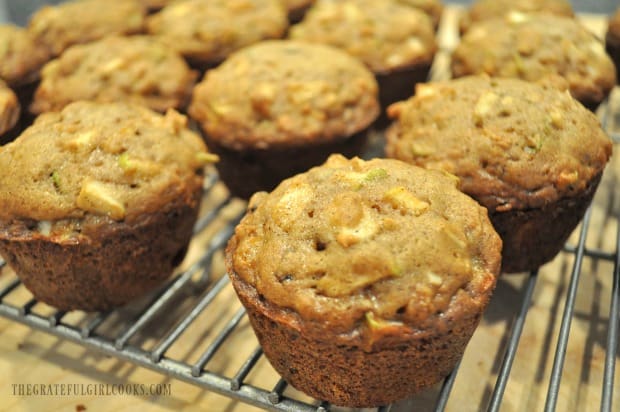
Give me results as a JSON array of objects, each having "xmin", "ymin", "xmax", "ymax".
[
  {"xmin": 282, "ymin": 0, "xmax": 315, "ymax": 23},
  {"xmin": 0, "ymin": 81, "xmax": 20, "ymax": 144},
  {"xmin": 188, "ymin": 40, "xmax": 379, "ymax": 199},
  {"xmin": 290, "ymin": 0, "xmax": 436, "ymax": 118},
  {"xmin": 146, "ymin": 0, "xmax": 288, "ymax": 69},
  {"xmin": 0, "ymin": 24, "xmax": 51, "ymax": 137},
  {"xmin": 396, "ymin": 0, "xmax": 444, "ymax": 30},
  {"xmin": 606, "ymin": 8, "xmax": 620, "ymax": 80},
  {"xmin": 386, "ymin": 76, "xmax": 613, "ymax": 273},
  {"xmin": 30, "ymin": 36, "xmax": 198, "ymax": 116},
  {"xmin": 459, "ymin": 0, "xmax": 574, "ymax": 34},
  {"xmin": 226, "ymin": 154, "xmax": 502, "ymax": 407},
  {"xmin": 0, "ymin": 101, "xmax": 218, "ymax": 311},
  {"xmin": 451, "ymin": 13, "xmax": 617, "ymax": 111},
  {"xmin": 0, "ymin": 24, "xmax": 50, "ymax": 88},
  {"xmin": 27, "ymin": 0, "xmax": 146, "ymax": 57}
]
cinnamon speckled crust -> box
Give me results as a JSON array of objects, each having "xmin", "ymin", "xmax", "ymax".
[
  {"xmin": 0, "ymin": 81, "xmax": 20, "ymax": 137},
  {"xmin": 27, "ymin": 0, "xmax": 146, "ymax": 57},
  {"xmin": 226, "ymin": 155, "xmax": 501, "ymax": 406},
  {"xmin": 451, "ymin": 14, "xmax": 616, "ymax": 111},
  {"xmin": 386, "ymin": 76, "xmax": 612, "ymax": 272},
  {"xmin": 0, "ymin": 101, "xmax": 215, "ymax": 311},
  {"xmin": 0, "ymin": 24, "xmax": 50, "ymax": 87},
  {"xmin": 146, "ymin": 0, "xmax": 287, "ymax": 67},
  {"xmin": 30, "ymin": 36, "xmax": 197, "ymax": 115},
  {"xmin": 606, "ymin": 8, "xmax": 620, "ymax": 80},
  {"xmin": 459, "ymin": 0, "xmax": 574, "ymax": 34}
]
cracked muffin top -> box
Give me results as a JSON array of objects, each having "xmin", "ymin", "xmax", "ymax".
[
  {"xmin": 451, "ymin": 13, "xmax": 616, "ymax": 109},
  {"xmin": 386, "ymin": 76, "xmax": 613, "ymax": 211},
  {"xmin": 289, "ymin": 0, "xmax": 436, "ymax": 74},
  {"xmin": 147, "ymin": 0, "xmax": 287, "ymax": 66},
  {"xmin": 0, "ymin": 101, "xmax": 217, "ymax": 223},
  {"xmin": 0, "ymin": 24, "xmax": 50, "ymax": 86},
  {"xmin": 30, "ymin": 36, "xmax": 197, "ymax": 115},
  {"xmin": 189, "ymin": 40, "xmax": 379, "ymax": 150},
  {"xmin": 227, "ymin": 154, "xmax": 501, "ymax": 334},
  {"xmin": 27, "ymin": 0, "xmax": 146, "ymax": 57},
  {"xmin": 459, "ymin": 0, "xmax": 574, "ymax": 33}
]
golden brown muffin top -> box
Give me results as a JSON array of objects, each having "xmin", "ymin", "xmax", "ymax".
[
  {"xmin": 0, "ymin": 24, "xmax": 50, "ymax": 86},
  {"xmin": 289, "ymin": 0, "xmax": 436, "ymax": 73},
  {"xmin": 386, "ymin": 76, "xmax": 613, "ymax": 211},
  {"xmin": 147, "ymin": 0, "xmax": 287, "ymax": 66},
  {"xmin": 228, "ymin": 154, "xmax": 501, "ymax": 335},
  {"xmin": 0, "ymin": 101, "xmax": 217, "ymax": 223},
  {"xmin": 607, "ymin": 8, "xmax": 620, "ymax": 44},
  {"xmin": 30, "ymin": 36, "xmax": 197, "ymax": 115},
  {"xmin": 0, "ymin": 81, "xmax": 19, "ymax": 136},
  {"xmin": 189, "ymin": 40, "xmax": 379, "ymax": 150},
  {"xmin": 451, "ymin": 14, "xmax": 617, "ymax": 107},
  {"xmin": 459, "ymin": 0, "xmax": 574, "ymax": 33},
  {"xmin": 28, "ymin": 0, "xmax": 146, "ymax": 57},
  {"xmin": 396, "ymin": 0, "xmax": 444, "ymax": 29}
]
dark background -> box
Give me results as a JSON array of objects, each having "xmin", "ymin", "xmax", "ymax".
[{"xmin": 0, "ymin": 0, "xmax": 618, "ymax": 26}]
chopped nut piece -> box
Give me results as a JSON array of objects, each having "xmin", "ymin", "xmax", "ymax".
[
  {"xmin": 62, "ymin": 130, "xmax": 96, "ymax": 151},
  {"xmin": 329, "ymin": 192, "xmax": 364, "ymax": 228},
  {"xmin": 415, "ymin": 84, "xmax": 437, "ymax": 99},
  {"xmin": 549, "ymin": 110, "xmax": 563, "ymax": 129},
  {"xmin": 207, "ymin": 102, "xmax": 234, "ymax": 117},
  {"xmin": 473, "ymin": 92, "xmax": 499, "ymax": 127},
  {"xmin": 426, "ymin": 271, "xmax": 443, "ymax": 286},
  {"xmin": 37, "ymin": 220, "xmax": 52, "ymax": 236},
  {"xmin": 336, "ymin": 211, "xmax": 379, "ymax": 247},
  {"xmin": 117, "ymin": 153, "xmax": 161, "ymax": 176},
  {"xmin": 272, "ymin": 184, "xmax": 313, "ymax": 230},
  {"xmin": 77, "ymin": 179, "xmax": 126, "ymax": 220},
  {"xmin": 507, "ymin": 11, "xmax": 528, "ymax": 24},
  {"xmin": 410, "ymin": 142, "xmax": 435, "ymax": 156},
  {"xmin": 100, "ymin": 57, "xmax": 126, "ymax": 74},
  {"xmin": 557, "ymin": 170, "xmax": 579, "ymax": 188},
  {"xmin": 383, "ymin": 186, "xmax": 430, "ymax": 216},
  {"xmin": 441, "ymin": 223, "xmax": 468, "ymax": 249}
]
